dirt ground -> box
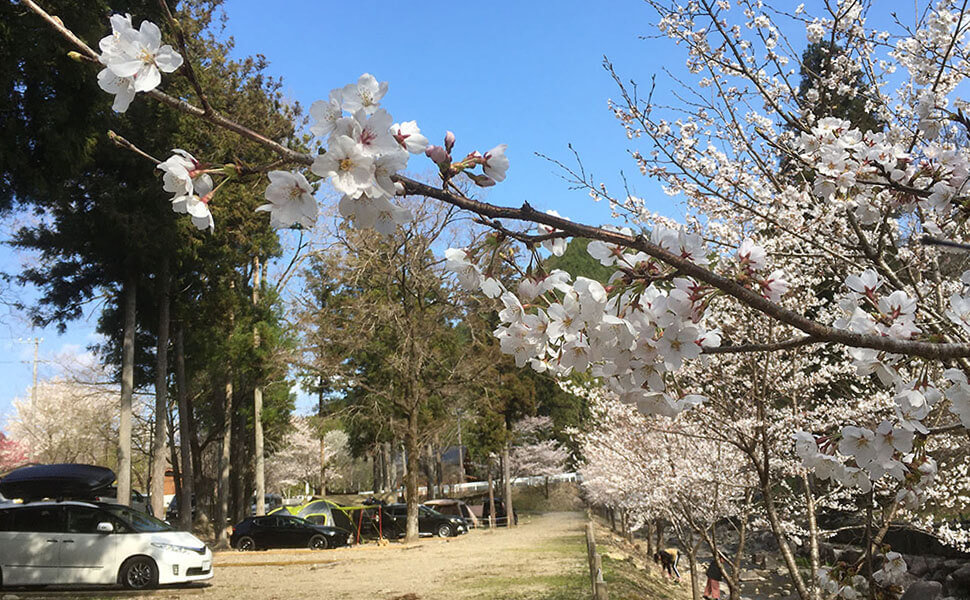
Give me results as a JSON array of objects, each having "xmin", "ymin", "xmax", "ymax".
[{"xmin": 2, "ymin": 512, "xmax": 588, "ymax": 600}]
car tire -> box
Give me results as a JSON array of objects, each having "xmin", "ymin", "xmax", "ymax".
[
  {"xmin": 436, "ymin": 524, "xmax": 453, "ymax": 538},
  {"xmin": 119, "ymin": 556, "xmax": 158, "ymax": 590},
  {"xmin": 237, "ymin": 536, "xmax": 256, "ymax": 551},
  {"xmin": 308, "ymin": 534, "xmax": 330, "ymax": 550}
]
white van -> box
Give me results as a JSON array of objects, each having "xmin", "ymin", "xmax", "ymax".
[{"xmin": 0, "ymin": 500, "xmax": 212, "ymax": 589}]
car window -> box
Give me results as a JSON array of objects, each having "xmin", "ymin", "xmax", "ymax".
[
  {"xmin": 101, "ymin": 504, "xmax": 171, "ymax": 533},
  {"xmin": 281, "ymin": 517, "xmax": 304, "ymax": 528},
  {"xmin": 65, "ymin": 506, "xmax": 106, "ymax": 533},
  {"xmin": 7, "ymin": 506, "xmax": 64, "ymax": 532}
]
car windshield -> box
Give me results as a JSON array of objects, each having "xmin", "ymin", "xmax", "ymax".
[
  {"xmin": 102, "ymin": 504, "xmax": 173, "ymax": 532},
  {"xmin": 419, "ymin": 506, "xmax": 442, "ymax": 517}
]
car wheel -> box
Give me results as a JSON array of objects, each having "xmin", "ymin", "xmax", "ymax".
[
  {"xmin": 308, "ymin": 534, "xmax": 330, "ymax": 550},
  {"xmin": 237, "ymin": 536, "xmax": 256, "ymax": 551},
  {"xmin": 119, "ymin": 556, "xmax": 158, "ymax": 590},
  {"xmin": 437, "ymin": 524, "xmax": 454, "ymax": 538}
]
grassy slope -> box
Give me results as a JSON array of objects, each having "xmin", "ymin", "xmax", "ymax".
[{"xmin": 461, "ymin": 513, "xmax": 692, "ymax": 600}]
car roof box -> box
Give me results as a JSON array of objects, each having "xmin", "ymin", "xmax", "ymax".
[{"xmin": 0, "ymin": 463, "xmax": 115, "ymax": 501}]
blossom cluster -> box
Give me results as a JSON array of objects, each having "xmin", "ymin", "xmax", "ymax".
[{"xmin": 97, "ymin": 14, "xmax": 182, "ymax": 113}]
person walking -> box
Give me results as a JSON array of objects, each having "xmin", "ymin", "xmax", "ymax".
[{"xmin": 704, "ymin": 557, "xmax": 725, "ymax": 599}]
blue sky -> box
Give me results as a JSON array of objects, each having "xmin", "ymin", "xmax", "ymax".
[{"xmin": 0, "ymin": 0, "xmax": 684, "ymax": 426}]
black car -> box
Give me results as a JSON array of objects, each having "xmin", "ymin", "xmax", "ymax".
[
  {"xmin": 230, "ymin": 514, "xmax": 350, "ymax": 550},
  {"xmin": 382, "ymin": 503, "xmax": 468, "ymax": 538},
  {"xmin": 165, "ymin": 494, "xmax": 196, "ymax": 523}
]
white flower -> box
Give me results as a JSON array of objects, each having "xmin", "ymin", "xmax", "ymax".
[
  {"xmin": 539, "ymin": 210, "xmax": 569, "ymax": 256},
  {"xmin": 372, "ymin": 150, "xmax": 409, "ymax": 199},
  {"xmin": 171, "ymin": 173, "xmax": 214, "ymax": 231},
  {"xmin": 341, "ymin": 73, "xmax": 388, "ymax": 115},
  {"xmin": 158, "ymin": 150, "xmax": 214, "ymax": 231},
  {"xmin": 311, "ymin": 135, "xmax": 376, "ymax": 198},
  {"xmin": 257, "ymin": 170, "xmax": 318, "ymax": 229},
  {"xmin": 99, "ymin": 17, "xmax": 182, "ymax": 94},
  {"xmin": 845, "ymin": 269, "xmax": 881, "ymax": 295},
  {"xmin": 96, "ymin": 69, "xmax": 136, "ymax": 113},
  {"xmin": 737, "ymin": 238, "xmax": 766, "ymax": 270},
  {"xmin": 309, "ymin": 90, "xmax": 344, "ymax": 139},
  {"xmin": 445, "ymin": 248, "xmax": 482, "ymax": 291},
  {"xmin": 391, "ymin": 121, "xmax": 429, "ymax": 154},
  {"xmin": 483, "ymin": 144, "xmax": 510, "ymax": 182},
  {"xmin": 343, "ymin": 109, "xmax": 399, "ymax": 158}
]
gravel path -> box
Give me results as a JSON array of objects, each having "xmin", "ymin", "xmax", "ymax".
[{"xmin": 2, "ymin": 512, "xmax": 586, "ymax": 600}]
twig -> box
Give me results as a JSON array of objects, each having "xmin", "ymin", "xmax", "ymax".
[
  {"xmin": 107, "ymin": 131, "xmax": 162, "ymax": 164},
  {"xmin": 156, "ymin": 0, "xmax": 213, "ymax": 114}
]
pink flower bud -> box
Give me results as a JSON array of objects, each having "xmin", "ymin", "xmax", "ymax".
[
  {"xmin": 444, "ymin": 130, "xmax": 456, "ymax": 153},
  {"xmin": 425, "ymin": 145, "xmax": 451, "ymax": 167}
]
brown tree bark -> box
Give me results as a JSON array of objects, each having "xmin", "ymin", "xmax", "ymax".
[
  {"xmin": 215, "ymin": 358, "xmax": 234, "ymax": 547},
  {"xmin": 117, "ymin": 272, "xmax": 137, "ymax": 507},
  {"xmin": 404, "ymin": 407, "xmax": 420, "ymax": 543},
  {"xmin": 174, "ymin": 323, "xmax": 194, "ymax": 531},
  {"xmin": 150, "ymin": 261, "xmax": 170, "ymax": 518},
  {"xmin": 502, "ymin": 437, "xmax": 514, "ymax": 528}
]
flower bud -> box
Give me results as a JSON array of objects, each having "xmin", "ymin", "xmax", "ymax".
[
  {"xmin": 444, "ymin": 130, "xmax": 456, "ymax": 153},
  {"xmin": 67, "ymin": 51, "xmax": 85, "ymax": 63},
  {"xmin": 425, "ymin": 145, "xmax": 451, "ymax": 168}
]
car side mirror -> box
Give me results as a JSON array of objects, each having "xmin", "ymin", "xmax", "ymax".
[{"xmin": 96, "ymin": 521, "xmax": 114, "ymax": 533}]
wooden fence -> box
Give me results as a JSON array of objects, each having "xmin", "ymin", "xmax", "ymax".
[{"xmin": 585, "ymin": 519, "xmax": 610, "ymax": 600}]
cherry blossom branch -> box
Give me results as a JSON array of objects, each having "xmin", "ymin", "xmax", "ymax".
[
  {"xmin": 25, "ymin": 0, "xmax": 970, "ymax": 361},
  {"xmin": 702, "ymin": 336, "xmax": 821, "ymax": 354},
  {"xmin": 21, "ymin": 0, "xmax": 312, "ymax": 168},
  {"xmin": 398, "ymin": 178, "xmax": 970, "ymax": 359}
]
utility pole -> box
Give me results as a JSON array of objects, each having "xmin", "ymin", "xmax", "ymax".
[{"xmin": 31, "ymin": 337, "xmax": 40, "ymax": 406}]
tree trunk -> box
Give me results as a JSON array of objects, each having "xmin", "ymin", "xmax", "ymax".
[
  {"xmin": 150, "ymin": 262, "xmax": 170, "ymax": 518},
  {"xmin": 456, "ymin": 411, "xmax": 465, "ymax": 485},
  {"xmin": 487, "ymin": 456, "xmax": 496, "ymax": 529},
  {"xmin": 433, "ymin": 434, "xmax": 442, "ymax": 497},
  {"xmin": 389, "ymin": 440, "xmax": 399, "ymax": 493},
  {"xmin": 117, "ymin": 272, "xmax": 137, "ymax": 507},
  {"xmin": 215, "ymin": 373, "xmax": 233, "ymax": 548},
  {"xmin": 758, "ymin": 462, "xmax": 810, "ymax": 600},
  {"xmin": 502, "ymin": 439, "xmax": 514, "ymax": 528},
  {"xmin": 803, "ymin": 472, "xmax": 821, "ymax": 600},
  {"xmin": 404, "ymin": 408, "xmax": 420, "ymax": 543},
  {"xmin": 687, "ymin": 546, "xmax": 700, "ymax": 600},
  {"xmin": 174, "ymin": 324, "xmax": 194, "ymax": 530},
  {"xmin": 319, "ymin": 432, "xmax": 327, "ymax": 496},
  {"xmin": 253, "ymin": 256, "xmax": 266, "ymax": 515}
]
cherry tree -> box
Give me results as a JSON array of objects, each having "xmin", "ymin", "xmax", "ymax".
[
  {"xmin": 16, "ymin": 0, "xmax": 970, "ymax": 590},
  {"xmin": 508, "ymin": 415, "xmax": 569, "ymax": 497}
]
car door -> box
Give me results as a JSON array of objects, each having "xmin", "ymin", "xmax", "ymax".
[
  {"xmin": 59, "ymin": 505, "xmax": 119, "ymax": 584},
  {"xmin": 278, "ymin": 516, "xmax": 310, "ymax": 547},
  {"xmin": 0, "ymin": 505, "xmax": 65, "ymax": 585}
]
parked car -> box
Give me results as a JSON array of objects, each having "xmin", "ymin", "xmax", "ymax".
[
  {"xmin": 481, "ymin": 498, "xmax": 517, "ymax": 527},
  {"xmin": 229, "ymin": 514, "xmax": 350, "ymax": 551},
  {"xmin": 382, "ymin": 503, "xmax": 468, "ymax": 538},
  {"xmin": 0, "ymin": 500, "xmax": 212, "ymax": 589},
  {"xmin": 165, "ymin": 494, "xmax": 196, "ymax": 524},
  {"xmin": 424, "ymin": 498, "xmax": 480, "ymax": 528},
  {"xmin": 90, "ymin": 487, "xmax": 152, "ymax": 516},
  {"xmin": 249, "ymin": 493, "xmax": 283, "ymax": 515}
]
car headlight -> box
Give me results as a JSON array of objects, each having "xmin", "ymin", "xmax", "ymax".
[{"xmin": 151, "ymin": 542, "xmax": 202, "ymax": 554}]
